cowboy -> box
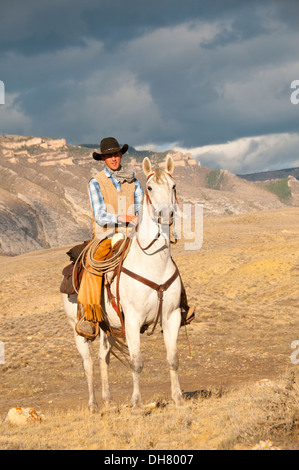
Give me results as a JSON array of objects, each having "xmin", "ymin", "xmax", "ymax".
[
  {"xmin": 89, "ymin": 137, "xmax": 143, "ymax": 237},
  {"xmin": 76, "ymin": 137, "xmax": 143, "ymax": 338},
  {"xmin": 76, "ymin": 136, "xmax": 194, "ymax": 339}
]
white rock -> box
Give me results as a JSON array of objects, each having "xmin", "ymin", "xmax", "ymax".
[{"xmin": 4, "ymin": 407, "xmax": 43, "ymax": 426}]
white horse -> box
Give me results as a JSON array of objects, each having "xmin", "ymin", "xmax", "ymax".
[{"xmin": 62, "ymin": 156, "xmax": 183, "ymax": 412}]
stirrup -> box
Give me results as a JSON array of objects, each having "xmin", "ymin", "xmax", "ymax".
[
  {"xmin": 181, "ymin": 306, "xmax": 195, "ymax": 326},
  {"xmin": 75, "ymin": 315, "xmax": 100, "ymax": 342}
]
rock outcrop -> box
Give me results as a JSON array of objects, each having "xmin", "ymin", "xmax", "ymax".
[{"xmin": 162, "ymin": 150, "xmax": 200, "ymax": 167}]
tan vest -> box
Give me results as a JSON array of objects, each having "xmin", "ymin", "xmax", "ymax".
[{"xmin": 91, "ymin": 170, "xmax": 136, "ymax": 239}]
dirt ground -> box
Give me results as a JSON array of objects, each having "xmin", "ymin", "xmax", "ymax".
[{"xmin": 0, "ymin": 207, "xmax": 299, "ymax": 422}]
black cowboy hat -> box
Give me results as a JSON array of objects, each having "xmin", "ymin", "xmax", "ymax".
[{"xmin": 92, "ymin": 137, "xmax": 129, "ymax": 161}]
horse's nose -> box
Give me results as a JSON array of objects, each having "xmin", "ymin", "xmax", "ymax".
[{"xmin": 157, "ymin": 206, "xmax": 174, "ymax": 226}]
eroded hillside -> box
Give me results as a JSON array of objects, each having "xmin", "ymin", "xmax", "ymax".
[{"xmin": 0, "ymin": 135, "xmax": 295, "ymax": 255}]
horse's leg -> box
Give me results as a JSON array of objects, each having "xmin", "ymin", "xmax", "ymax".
[
  {"xmin": 162, "ymin": 307, "xmax": 184, "ymax": 406},
  {"xmin": 74, "ymin": 333, "xmax": 98, "ymax": 413},
  {"xmin": 125, "ymin": 318, "xmax": 144, "ymax": 409},
  {"xmin": 63, "ymin": 294, "xmax": 98, "ymax": 413},
  {"xmin": 99, "ymin": 331, "xmax": 115, "ymax": 402}
]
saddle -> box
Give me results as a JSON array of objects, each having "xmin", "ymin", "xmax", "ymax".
[
  {"xmin": 60, "ymin": 263, "xmax": 76, "ymax": 296},
  {"xmin": 60, "ymin": 240, "xmax": 90, "ymax": 296},
  {"xmin": 61, "ymin": 236, "xmax": 191, "ymax": 343},
  {"xmin": 60, "ymin": 237, "xmax": 129, "ymax": 341}
]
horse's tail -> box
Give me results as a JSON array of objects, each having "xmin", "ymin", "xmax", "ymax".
[{"xmin": 111, "ymin": 338, "xmax": 130, "ymax": 368}]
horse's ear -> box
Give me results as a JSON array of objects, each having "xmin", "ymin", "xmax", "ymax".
[
  {"xmin": 166, "ymin": 155, "xmax": 174, "ymax": 175},
  {"xmin": 142, "ymin": 157, "xmax": 152, "ymax": 176}
]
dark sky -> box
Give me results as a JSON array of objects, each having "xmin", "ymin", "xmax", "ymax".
[{"xmin": 1, "ymin": 0, "xmax": 299, "ymax": 173}]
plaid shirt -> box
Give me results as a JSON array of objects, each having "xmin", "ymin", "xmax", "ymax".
[{"xmin": 88, "ymin": 167, "xmax": 143, "ymax": 227}]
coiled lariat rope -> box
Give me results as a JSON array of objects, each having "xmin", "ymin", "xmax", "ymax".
[
  {"xmin": 86, "ymin": 235, "xmax": 131, "ymax": 274},
  {"xmin": 72, "ymin": 234, "xmax": 132, "ymax": 294}
]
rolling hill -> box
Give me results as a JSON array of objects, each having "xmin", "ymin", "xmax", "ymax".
[{"xmin": 238, "ymin": 167, "xmax": 299, "ymax": 182}]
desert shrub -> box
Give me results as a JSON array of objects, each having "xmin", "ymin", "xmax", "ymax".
[
  {"xmin": 265, "ymin": 178, "xmax": 292, "ymax": 202},
  {"xmin": 206, "ymin": 170, "xmax": 225, "ymax": 190}
]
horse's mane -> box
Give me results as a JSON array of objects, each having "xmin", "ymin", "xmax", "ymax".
[
  {"xmin": 140, "ymin": 167, "xmax": 171, "ymax": 208},
  {"xmin": 150, "ymin": 168, "xmax": 169, "ymax": 185}
]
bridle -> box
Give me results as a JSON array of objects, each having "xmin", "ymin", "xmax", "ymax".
[{"xmin": 135, "ymin": 171, "xmax": 179, "ymax": 252}]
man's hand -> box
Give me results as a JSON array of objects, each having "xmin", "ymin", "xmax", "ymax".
[{"xmin": 117, "ymin": 215, "xmax": 138, "ymax": 226}]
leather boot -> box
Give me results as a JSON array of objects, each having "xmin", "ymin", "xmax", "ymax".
[{"xmin": 180, "ymin": 280, "xmax": 195, "ymax": 326}]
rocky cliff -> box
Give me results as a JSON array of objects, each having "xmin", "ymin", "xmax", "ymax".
[{"xmin": 0, "ymin": 135, "xmax": 295, "ymax": 255}]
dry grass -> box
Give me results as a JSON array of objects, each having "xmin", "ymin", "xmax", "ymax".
[
  {"xmin": 1, "ymin": 208, "xmax": 299, "ymax": 450},
  {"xmin": 1, "ymin": 370, "xmax": 299, "ymax": 450}
]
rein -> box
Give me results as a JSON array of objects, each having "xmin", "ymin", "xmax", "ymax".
[
  {"xmin": 135, "ymin": 171, "xmax": 178, "ymax": 252},
  {"xmin": 135, "ymin": 172, "xmax": 161, "ymax": 251}
]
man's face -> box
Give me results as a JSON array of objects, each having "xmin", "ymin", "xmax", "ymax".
[{"xmin": 102, "ymin": 151, "xmax": 122, "ymax": 170}]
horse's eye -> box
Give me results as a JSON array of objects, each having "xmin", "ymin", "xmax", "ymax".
[
  {"xmin": 147, "ymin": 186, "xmax": 152, "ymax": 191},
  {"xmin": 172, "ymin": 184, "xmax": 176, "ymax": 190}
]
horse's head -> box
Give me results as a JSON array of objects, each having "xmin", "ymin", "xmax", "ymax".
[{"xmin": 142, "ymin": 156, "xmax": 177, "ymax": 227}]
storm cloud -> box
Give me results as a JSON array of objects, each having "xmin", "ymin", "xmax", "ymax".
[{"xmin": 0, "ymin": 0, "xmax": 299, "ymax": 173}]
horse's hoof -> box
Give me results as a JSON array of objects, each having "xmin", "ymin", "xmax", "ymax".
[
  {"xmin": 89, "ymin": 404, "xmax": 99, "ymax": 414},
  {"xmin": 130, "ymin": 399, "xmax": 144, "ymax": 415},
  {"xmin": 104, "ymin": 400, "xmax": 118, "ymax": 412},
  {"xmin": 131, "ymin": 406, "xmax": 145, "ymax": 416},
  {"xmin": 174, "ymin": 395, "xmax": 185, "ymax": 407}
]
